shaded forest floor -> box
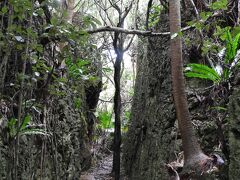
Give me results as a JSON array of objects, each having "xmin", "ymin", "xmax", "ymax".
[{"xmin": 81, "ymin": 153, "xmax": 113, "ymax": 180}]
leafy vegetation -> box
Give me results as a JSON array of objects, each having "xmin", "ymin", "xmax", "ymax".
[
  {"xmin": 149, "ymin": 5, "xmax": 162, "ymax": 28},
  {"xmin": 185, "ymin": 28, "xmax": 240, "ymax": 84},
  {"xmin": 1, "ymin": 0, "xmax": 240, "ymax": 179},
  {"xmin": 8, "ymin": 115, "xmax": 47, "ymax": 138},
  {"xmin": 97, "ymin": 111, "xmax": 113, "ymax": 130},
  {"xmin": 185, "ymin": 63, "xmax": 221, "ymax": 84}
]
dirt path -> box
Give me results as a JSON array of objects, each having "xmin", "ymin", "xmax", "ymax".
[{"xmin": 80, "ymin": 154, "xmax": 113, "ymax": 180}]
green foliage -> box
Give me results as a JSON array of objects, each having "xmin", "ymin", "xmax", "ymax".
[
  {"xmin": 83, "ymin": 15, "xmax": 102, "ymax": 29},
  {"xmin": 98, "ymin": 111, "xmax": 113, "ymax": 129},
  {"xmin": 8, "ymin": 118, "xmax": 17, "ymax": 138},
  {"xmin": 209, "ymin": 0, "xmax": 228, "ymax": 10},
  {"xmin": 122, "ymin": 111, "xmax": 130, "ymax": 132},
  {"xmin": 224, "ymin": 29, "xmax": 240, "ymax": 63},
  {"xmin": 149, "ymin": 5, "xmax": 162, "ymax": 28},
  {"xmin": 124, "ymin": 111, "xmax": 131, "ymax": 121},
  {"xmin": 200, "ymin": 12, "xmax": 213, "ymax": 21},
  {"xmin": 210, "ymin": 106, "xmax": 227, "ymax": 111},
  {"xmin": 201, "ymin": 39, "xmax": 219, "ymax": 55},
  {"xmin": 74, "ymin": 98, "xmax": 81, "ymax": 109},
  {"xmin": 66, "ymin": 57, "xmax": 90, "ymax": 79},
  {"xmin": 7, "ymin": 115, "xmax": 48, "ymax": 138},
  {"xmin": 20, "ymin": 115, "xmax": 31, "ymax": 131},
  {"xmin": 222, "ymin": 29, "xmax": 240, "ymax": 79},
  {"xmin": 185, "ymin": 63, "xmax": 221, "ymax": 84},
  {"xmin": 185, "ymin": 29, "xmax": 240, "ymax": 84},
  {"xmin": 0, "ymin": 0, "xmax": 100, "ymax": 151}
]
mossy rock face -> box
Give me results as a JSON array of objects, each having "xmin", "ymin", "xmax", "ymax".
[
  {"xmin": 122, "ymin": 14, "xmax": 176, "ymax": 180},
  {"xmin": 228, "ymin": 72, "xmax": 240, "ymax": 179},
  {"xmin": 0, "ymin": 81, "xmax": 93, "ymax": 179}
]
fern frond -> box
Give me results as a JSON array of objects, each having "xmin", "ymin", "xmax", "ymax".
[{"xmin": 185, "ymin": 63, "xmax": 221, "ymax": 84}]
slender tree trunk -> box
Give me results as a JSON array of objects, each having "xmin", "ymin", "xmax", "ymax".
[
  {"xmin": 112, "ymin": 8, "xmax": 126, "ymax": 177},
  {"xmin": 112, "ymin": 53, "xmax": 122, "ymax": 180},
  {"xmin": 169, "ymin": 0, "xmax": 209, "ymax": 169}
]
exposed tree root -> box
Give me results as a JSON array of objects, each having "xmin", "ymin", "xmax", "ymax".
[{"xmin": 167, "ymin": 152, "xmax": 224, "ymax": 179}]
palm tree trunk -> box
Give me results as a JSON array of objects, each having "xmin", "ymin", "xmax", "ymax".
[{"xmin": 169, "ymin": 0, "xmax": 207, "ymax": 166}]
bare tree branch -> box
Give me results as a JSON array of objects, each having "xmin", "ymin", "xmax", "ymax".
[
  {"xmin": 108, "ymin": 0, "xmax": 121, "ymax": 13},
  {"xmin": 121, "ymin": 0, "xmax": 134, "ymax": 21},
  {"xmin": 123, "ymin": 35, "xmax": 135, "ymax": 52},
  {"xmin": 87, "ymin": 25, "xmax": 193, "ymax": 36},
  {"xmin": 94, "ymin": 0, "xmax": 115, "ymax": 26}
]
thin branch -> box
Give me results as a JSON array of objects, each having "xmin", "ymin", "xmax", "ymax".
[
  {"xmin": 108, "ymin": 0, "xmax": 121, "ymax": 13},
  {"xmin": 99, "ymin": 98, "xmax": 113, "ymax": 103},
  {"xmin": 121, "ymin": 0, "xmax": 134, "ymax": 21},
  {"xmin": 87, "ymin": 25, "xmax": 193, "ymax": 36},
  {"xmin": 146, "ymin": 0, "xmax": 153, "ymax": 30},
  {"xmin": 123, "ymin": 35, "xmax": 135, "ymax": 52},
  {"xmin": 94, "ymin": 0, "xmax": 115, "ymax": 26},
  {"xmin": 102, "ymin": 69, "xmax": 115, "ymax": 86}
]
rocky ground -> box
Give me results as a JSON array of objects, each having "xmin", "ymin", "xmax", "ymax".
[{"xmin": 80, "ymin": 154, "xmax": 113, "ymax": 180}]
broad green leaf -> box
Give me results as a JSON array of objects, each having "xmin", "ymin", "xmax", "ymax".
[
  {"xmin": 77, "ymin": 59, "xmax": 90, "ymax": 67},
  {"xmin": 185, "ymin": 72, "xmax": 219, "ymax": 82},
  {"xmin": 231, "ymin": 27, "xmax": 240, "ymax": 37},
  {"xmin": 200, "ymin": 12, "xmax": 213, "ymax": 21},
  {"xmin": 185, "ymin": 63, "xmax": 221, "ymax": 84},
  {"xmin": 232, "ymin": 33, "xmax": 240, "ymax": 58},
  {"xmin": 210, "ymin": 106, "xmax": 227, "ymax": 111},
  {"xmin": 225, "ymin": 29, "xmax": 233, "ymax": 63},
  {"xmin": 20, "ymin": 115, "xmax": 31, "ymax": 130}
]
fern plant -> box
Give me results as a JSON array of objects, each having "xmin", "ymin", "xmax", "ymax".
[
  {"xmin": 223, "ymin": 29, "xmax": 240, "ymax": 79},
  {"xmin": 97, "ymin": 111, "xmax": 113, "ymax": 130},
  {"xmin": 8, "ymin": 115, "xmax": 48, "ymax": 138},
  {"xmin": 185, "ymin": 29, "xmax": 240, "ymax": 84},
  {"xmin": 185, "ymin": 63, "xmax": 221, "ymax": 84}
]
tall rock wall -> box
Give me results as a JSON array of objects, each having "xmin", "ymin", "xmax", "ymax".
[
  {"xmin": 228, "ymin": 71, "xmax": 240, "ymax": 179},
  {"xmin": 122, "ymin": 14, "xmax": 176, "ymax": 180}
]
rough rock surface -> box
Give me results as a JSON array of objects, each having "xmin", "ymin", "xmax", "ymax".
[
  {"xmin": 122, "ymin": 14, "xmax": 176, "ymax": 180},
  {"xmin": 0, "ymin": 80, "xmax": 94, "ymax": 179},
  {"xmin": 228, "ymin": 71, "xmax": 240, "ymax": 179}
]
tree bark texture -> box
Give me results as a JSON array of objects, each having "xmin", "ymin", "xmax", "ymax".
[
  {"xmin": 123, "ymin": 14, "xmax": 176, "ymax": 180},
  {"xmin": 112, "ymin": 53, "xmax": 123, "ymax": 180}
]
